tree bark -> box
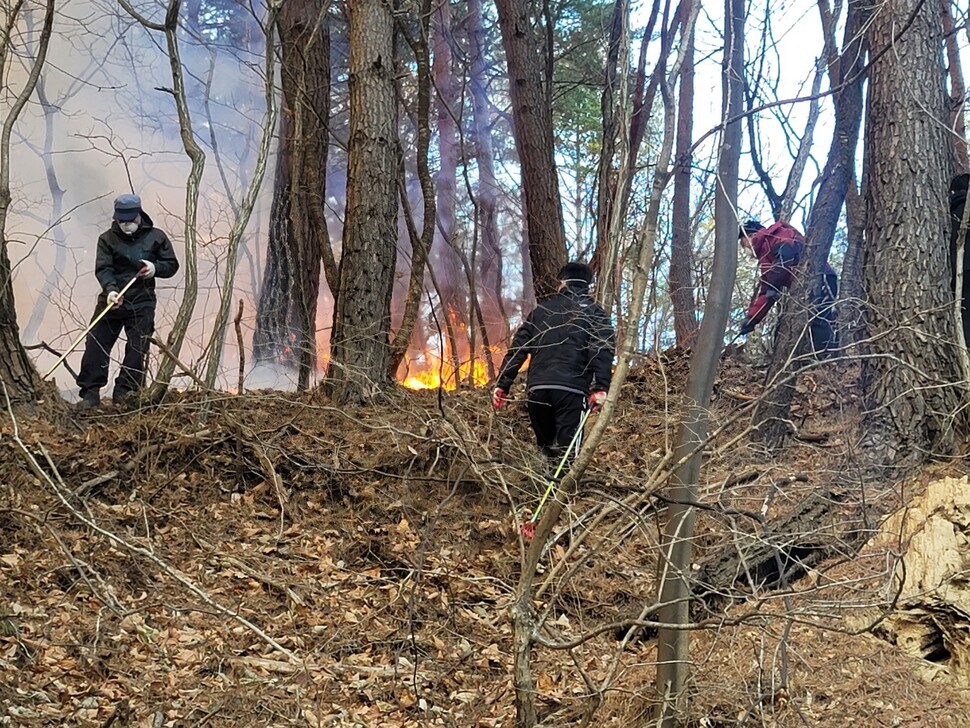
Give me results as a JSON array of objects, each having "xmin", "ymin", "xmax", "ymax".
[
  {"xmin": 431, "ymin": 0, "xmax": 467, "ymax": 341},
  {"xmin": 253, "ymin": 0, "xmax": 330, "ymax": 390},
  {"xmin": 669, "ymin": 5, "xmax": 699, "ymax": 347},
  {"xmin": 860, "ymin": 0, "xmax": 968, "ymax": 465},
  {"xmin": 326, "ymin": 0, "xmax": 397, "ymax": 403},
  {"xmin": 387, "ymin": 1, "xmax": 434, "ymax": 380},
  {"xmin": 593, "ymin": 0, "xmax": 626, "ymax": 270},
  {"xmin": 495, "ymin": 0, "xmax": 567, "ymax": 300},
  {"xmin": 655, "ymin": 0, "xmax": 741, "ymax": 724},
  {"xmin": 840, "ymin": 174, "xmax": 867, "ymax": 345}
]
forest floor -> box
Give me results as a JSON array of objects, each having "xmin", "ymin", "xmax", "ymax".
[{"xmin": 3, "ymin": 347, "xmax": 970, "ymax": 727}]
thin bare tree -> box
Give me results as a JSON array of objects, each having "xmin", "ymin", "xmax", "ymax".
[
  {"xmin": 669, "ymin": 0, "xmax": 699, "ymax": 347},
  {"xmin": 0, "ymin": 0, "xmax": 54, "ymax": 403},
  {"xmin": 119, "ymin": 0, "xmax": 206, "ymax": 403},
  {"xmin": 202, "ymin": 5, "xmax": 281, "ymax": 389},
  {"xmin": 655, "ymin": 0, "xmax": 741, "ymax": 723}
]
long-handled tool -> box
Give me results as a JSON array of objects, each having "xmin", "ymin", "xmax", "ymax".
[
  {"xmin": 520, "ymin": 407, "xmax": 593, "ymax": 541},
  {"xmin": 42, "ymin": 275, "xmax": 139, "ymax": 381}
]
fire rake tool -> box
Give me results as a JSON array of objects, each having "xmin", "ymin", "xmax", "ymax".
[
  {"xmin": 42, "ymin": 275, "xmax": 139, "ymax": 381},
  {"xmin": 520, "ymin": 407, "xmax": 593, "ymax": 541}
]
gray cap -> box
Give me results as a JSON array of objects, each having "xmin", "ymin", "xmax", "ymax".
[{"xmin": 113, "ymin": 193, "xmax": 142, "ymax": 222}]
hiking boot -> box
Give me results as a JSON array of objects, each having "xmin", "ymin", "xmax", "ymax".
[
  {"xmin": 78, "ymin": 391, "xmax": 100, "ymax": 410},
  {"xmin": 112, "ymin": 390, "xmax": 137, "ymax": 409}
]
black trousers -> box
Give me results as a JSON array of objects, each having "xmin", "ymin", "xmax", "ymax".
[
  {"xmin": 76, "ymin": 303, "xmax": 155, "ymax": 397},
  {"xmin": 809, "ymin": 272, "xmax": 839, "ymax": 356},
  {"xmin": 526, "ymin": 388, "xmax": 586, "ymax": 468}
]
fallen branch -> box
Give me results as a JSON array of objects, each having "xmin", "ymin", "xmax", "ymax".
[
  {"xmin": 219, "ymin": 555, "xmax": 305, "ymax": 606},
  {"xmin": 76, "ymin": 470, "xmax": 119, "ymax": 497}
]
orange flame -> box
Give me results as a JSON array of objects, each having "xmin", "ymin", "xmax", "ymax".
[{"xmin": 400, "ymin": 353, "xmax": 495, "ymax": 390}]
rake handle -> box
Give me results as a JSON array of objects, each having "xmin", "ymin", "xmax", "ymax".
[{"xmin": 42, "ymin": 275, "xmax": 140, "ymax": 381}]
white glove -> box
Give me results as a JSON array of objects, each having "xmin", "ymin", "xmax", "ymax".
[
  {"xmin": 138, "ymin": 260, "xmax": 156, "ymax": 279},
  {"xmin": 106, "ymin": 291, "xmax": 123, "ymax": 308}
]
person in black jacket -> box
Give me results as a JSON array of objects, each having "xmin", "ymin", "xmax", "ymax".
[
  {"xmin": 76, "ymin": 193, "xmax": 180, "ymax": 409},
  {"xmin": 492, "ymin": 262, "xmax": 615, "ymax": 466}
]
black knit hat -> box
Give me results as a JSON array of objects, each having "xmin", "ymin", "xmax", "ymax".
[
  {"xmin": 739, "ymin": 220, "xmax": 764, "ymax": 238},
  {"xmin": 557, "ymin": 261, "xmax": 594, "ymax": 288}
]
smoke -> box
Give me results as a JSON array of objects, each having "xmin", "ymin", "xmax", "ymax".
[{"xmin": 7, "ymin": 0, "xmax": 282, "ymax": 396}]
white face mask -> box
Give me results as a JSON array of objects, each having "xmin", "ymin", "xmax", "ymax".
[{"xmin": 119, "ymin": 221, "xmax": 139, "ymax": 235}]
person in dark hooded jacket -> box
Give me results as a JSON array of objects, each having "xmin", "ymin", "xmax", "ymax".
[
  {"xmin": 76, "ymin": 193, "xmax": 180, "ymax": 408},
  {"xmin": 492, "ymin": 262, "xmax": 615, "ymax": 466}
]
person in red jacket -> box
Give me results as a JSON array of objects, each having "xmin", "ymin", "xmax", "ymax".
[
  {"xmin": 738, "ymin": 220, "xmax": 803, "ymax": 335},
  {"xmin": 492, "ymin": 262, "xmax": 615, "ymax": 467},
  {"xmin": 738, "ymin": 219, "xmax": 839, "ymax": 354}
]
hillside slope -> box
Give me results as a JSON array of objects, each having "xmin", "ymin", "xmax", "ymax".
[{"xmin": 3, "ymin": 353, "xmax": 970, "ymax": 727}]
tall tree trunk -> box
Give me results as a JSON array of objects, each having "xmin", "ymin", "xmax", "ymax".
[
  {"xmin": 669, "ymin": 6, "xmax": 698, "ymax": 347},
  {"xmin": 467, "ymin": 0, "xmax": 509, "ymax": 349},
  {"xmin": 431, "ymin": 0, "xmax": 467, "ymax": 345},
  {"xmin": 594, "ymin": 0, "xmax": 626, "ymax": 265},
  {"xmin": 253, "ymin": 142, "xmax": 297, "ymax": 365},
  {"xmin": 593, "ymin": 0, "xmax": 672, "ymax": 310},
  {"xmin": 752, "ymin": 0, "xmax": 868, "ymax": 448},
  {"xmin": 326, "ymin": 0, "xmax": 397, "ymax": 403},
  {"xmin": 860, "ymin": 0, "xmax": 967, "ymax": 466},
  {"xmin": 655, "ymin": 0, "xmax": 741, "ymax": 724},
  {"xmin": 387, "ymin": 0, "xmax": 435, "ymax": 380},
  {"xmin": 0, "ymin": 0, "xmax": 55, "ymax": 403},
  {"xmin": 941, "ymin": 0, "xmax": 968, "ymax": 171},
  {"xmin": 840, "ymin": 174, "xmax": 867, "ymax": 345},
  {"xmin": 253, "ymin": 0, "xmax": 330, "ymax": 390},
  {"xmin": 495, "ymin": 0, "xmax": 566, "ymax": 300}
]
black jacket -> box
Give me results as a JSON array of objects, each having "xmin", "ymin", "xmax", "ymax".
[
  {"xmin": 95, "ymin": 212, "xmax": 180, "ymax": 310},
  {"xmin": 951, "ymin": 174, "xmax": 970, "ymax": 290},
  {"xmin": 497, "ymin": 284, "xmax": 614, "ymax": 396}
]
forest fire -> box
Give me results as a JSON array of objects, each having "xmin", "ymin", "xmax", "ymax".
[{"xmin": 400, "ymin": 352, "xmax": 497, "ymax": 390}]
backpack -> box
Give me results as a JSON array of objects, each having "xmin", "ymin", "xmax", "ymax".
[{"xmin": 761, "ymin": 222, "xmax": 805, "ymax": 266}]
